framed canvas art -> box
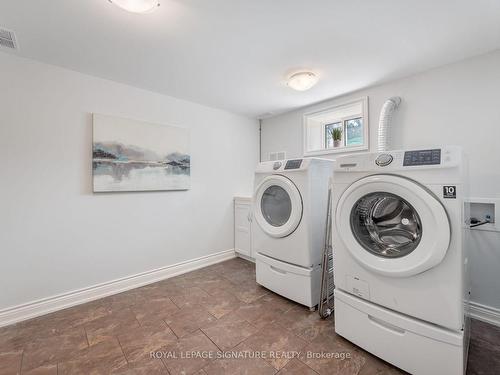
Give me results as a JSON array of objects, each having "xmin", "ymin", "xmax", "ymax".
[{"xmin": 92, "ymin": 114, "xmax": 190, "ymax": 192}]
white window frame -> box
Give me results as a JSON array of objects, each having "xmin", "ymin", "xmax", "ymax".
[{"xmin": 303, "ymin": 97, "xmax": 369, "ymax": 157}]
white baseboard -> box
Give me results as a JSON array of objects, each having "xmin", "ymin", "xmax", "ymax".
[
  {"xmin": 0, "ymin": 249, "xmax": 236, "ymax": 328},
  {"xmin": 469, "ymin": 301, "xmax": 500, "ymax": 327}
]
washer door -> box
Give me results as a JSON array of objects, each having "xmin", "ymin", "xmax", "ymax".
[
  {"xmin": 336, "ymin": 175, "xmax": 450, "ymax": 277},
  {"xmin": 254, "ymin": 175, "xmax": 303, "ymax": 238}
]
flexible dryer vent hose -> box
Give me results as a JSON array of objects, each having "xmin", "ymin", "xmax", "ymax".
[{"xmin": 377, "ymin": 97, "xmax": 402, "ymax": 152}]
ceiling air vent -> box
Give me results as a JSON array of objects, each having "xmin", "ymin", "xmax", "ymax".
[{"xmin": 0, "ymin": 28, "xmax": 18, "ymax": 50}]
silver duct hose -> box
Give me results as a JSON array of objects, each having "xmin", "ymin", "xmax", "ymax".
[{"xmin": 377, "ymin": 97, "xmax": 401, "ymax": 152}]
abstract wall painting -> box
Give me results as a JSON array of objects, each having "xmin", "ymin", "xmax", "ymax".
[{"xmin": 92, "ymin": 114, "xmax": 190, "ymax": 192}]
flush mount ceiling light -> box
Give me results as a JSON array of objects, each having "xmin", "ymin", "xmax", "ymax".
[
  {"xmin": 108, "ymin": 0, "xmax": 160, "ymax": 14},
  {"xmin": 287, "ymin": 71, "xmax": 319, "ymax": 91}
]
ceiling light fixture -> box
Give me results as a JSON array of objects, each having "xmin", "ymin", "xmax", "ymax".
[
  {"xmin": 108, "ymin": 0, "xmax": 160, "ymax": 14},
  {"xmin": 287, "ymin": 71, "xmax": 319, "ymax": 91}
]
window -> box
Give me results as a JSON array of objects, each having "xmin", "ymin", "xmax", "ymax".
[
  {"xmin": 303, "ymin": 97, "xmax": 368, "ymax": 156},
  {"xmin": 325, "ymin": 117, "xmax": 363, "ymax": 148}
]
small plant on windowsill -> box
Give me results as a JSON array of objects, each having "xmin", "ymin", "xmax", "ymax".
[{"xmin": 332, "ymin": 127, "xmax": 343, "ymax": 147}]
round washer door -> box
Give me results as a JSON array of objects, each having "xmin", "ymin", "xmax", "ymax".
[
  {"xmin": 336, "ymin": 174, "xmax": 450, "ymax": 277},
  {"xmin": 254, "ymin": 175, "xmax": 303, "ymax": 238}
]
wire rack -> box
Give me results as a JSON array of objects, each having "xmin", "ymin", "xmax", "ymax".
[{"xmin": 319, "ymin": 186, "xmax": 335, "ymax": 319}]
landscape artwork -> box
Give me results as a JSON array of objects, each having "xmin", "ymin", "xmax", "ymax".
[{"xmin": 92, "ymin": 114, "xmax": 190, "ymax": 192}]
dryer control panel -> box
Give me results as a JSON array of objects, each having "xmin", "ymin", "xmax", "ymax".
[
  {"xmin": 255, "ymin": 157, "xmax": 333, "ymax": 174},
  {"xmin": 284, "ymin": 159, "xmax": 303, "ymax": 170},
  {"xmin": 403, "ymin": 149, "xmax": 441, "ymax": 166},
  {"xmin": 333, "ymin": 145, "xmax": 462, "ymax": 175}
]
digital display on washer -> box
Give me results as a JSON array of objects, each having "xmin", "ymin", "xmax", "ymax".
[
  {"xmin": 284, "ymin": 159, "xmax": 303, "ymax": 170},
  {"xmin": 403, "ymin": 149, "xmax": 441, "ymax": 166}
]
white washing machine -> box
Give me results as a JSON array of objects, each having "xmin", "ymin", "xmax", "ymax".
[
  {"xmin": 332, "ymin": 146, "xmax": 470, "ymax": 375},
  {"xmin": 253, "ymin": 158, "xmax": 334, "ymax": 308}
]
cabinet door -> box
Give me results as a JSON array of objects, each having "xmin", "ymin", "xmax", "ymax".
[{"xmin": 234, "ymin": 202, "xmax": 252, "ymax": 257}]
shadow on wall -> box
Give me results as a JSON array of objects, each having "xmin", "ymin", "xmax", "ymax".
[{"xmin": 81, "ymin": 112, "xmax": 93, "ymax": 195}]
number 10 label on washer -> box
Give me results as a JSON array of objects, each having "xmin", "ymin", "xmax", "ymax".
[{"xmin": 443, "ymin": 186, "xmax": 457, "ymax": 199}]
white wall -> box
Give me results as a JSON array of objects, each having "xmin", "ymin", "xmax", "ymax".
[
  {"xmin": 0, "ymin": 52, "xmax": 259, "ymax": 310},
  {"xmin": 262, "ymin": 50, "xmax": 500, "ymax": 313}
]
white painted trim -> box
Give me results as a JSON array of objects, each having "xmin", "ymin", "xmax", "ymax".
[
  {"xmin": 469, "ymin": 301, "xmax": 500, "ymax": 327},
  {"xmin": 234, "ymin": 196, "xmax": 252, "ymax": 203},
  {"xmin": 0, "ymin": 249, "xmax": 236, "ymax": 328},
  {"xmin": 303, "ymin": 96, "xmax": 369, "ymax": 157}
]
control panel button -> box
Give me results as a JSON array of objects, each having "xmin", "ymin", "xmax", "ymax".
[
  {"xmin": 273, "ymin": 161, "xmax": 282, "ymax": 170},
  {"xmin": 375, "ymin": 154, "xmax": 393, "ymax": 167}
]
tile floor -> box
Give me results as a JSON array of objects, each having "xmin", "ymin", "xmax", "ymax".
[{"xmin": 0, "ymin": 258, "xmax": 498, "ymax": 374}]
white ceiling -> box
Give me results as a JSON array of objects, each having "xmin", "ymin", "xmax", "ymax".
[{"xmin": 1, "ymin": 0, "xmax": 500, "ymax": 118}]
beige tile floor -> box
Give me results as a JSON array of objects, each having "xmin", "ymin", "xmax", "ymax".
[{"xmin": 0, "ymin": 258, "xmax": 497, "ymax": 374}]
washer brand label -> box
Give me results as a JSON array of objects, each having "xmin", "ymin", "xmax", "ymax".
[{"xmin": 443, "ymin": 186, "xmax": 456, "ymax": 199}]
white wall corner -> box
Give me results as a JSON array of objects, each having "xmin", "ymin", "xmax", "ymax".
[{"xmin": 0, "ymin": 249, "xmax": 236, "ymax": 328}]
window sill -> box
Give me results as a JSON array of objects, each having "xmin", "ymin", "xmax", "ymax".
[{"xmin": 303, "ymin": 144, "xmax": 368, "ymax": 157}]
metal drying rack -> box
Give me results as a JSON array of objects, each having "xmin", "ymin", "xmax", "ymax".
[{"xmin": 319, "ymin": 185, "xmax": 335, "ymax": 318}]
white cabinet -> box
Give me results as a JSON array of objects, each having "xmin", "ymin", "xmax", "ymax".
[{"xmin": 234, "ymin": 197, "xmax": 253, "ymax": 258}]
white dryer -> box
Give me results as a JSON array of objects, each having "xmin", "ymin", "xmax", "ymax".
[
  {"xmin": 332, "ymin": 146, "xmax": 470, "ymax": 375},
  {"xmin": 252, "ymin": 158, "xmax": 333, "ymax": 308}
]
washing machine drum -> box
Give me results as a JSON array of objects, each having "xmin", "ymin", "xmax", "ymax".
[
  {"xmin": 254, "ymin": 175, "xmax": 303, "ymax": 238},
  {"xmin": 351, "ymin": 192, "xmax": 423, "ymax": 258},
  {"xmin": 336, "ymin": 175, "xmax": 450, "ymax": 277}
]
